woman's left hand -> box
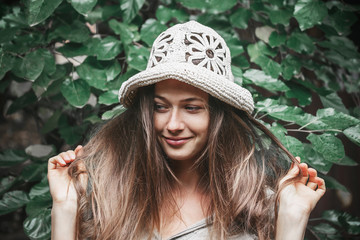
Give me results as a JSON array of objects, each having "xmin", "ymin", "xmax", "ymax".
[
  {"xmin": 278, "ymin": 157, "xmax": 326, "ymax": 216},
  {"xmin": 275, "ymin": 157, "xmax": 326, "ymax": 240}
]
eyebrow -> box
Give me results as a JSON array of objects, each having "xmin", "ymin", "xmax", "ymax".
[{"xmin": 154, "ymin": 95, "xmax": 205, "ymax": 103}]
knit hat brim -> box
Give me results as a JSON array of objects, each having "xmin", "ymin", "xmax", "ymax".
[{"xmin": 119, "ymin": 62, "xmax": 254, "ymax": 114}]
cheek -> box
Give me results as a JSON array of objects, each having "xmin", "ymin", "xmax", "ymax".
[
  {"xmin": 153, "ymin": 114, "xmax": 164, "ymax": 132},
  {"xmin": 189, "ymin": 115, "xmax": 209, "ymax": 135}
]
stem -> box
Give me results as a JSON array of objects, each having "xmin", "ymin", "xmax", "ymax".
[
  {"xmin": 298, "ymin": 117, "xmax": 319, "ymax": 130},
  {"xmin": 287, "ymin": 129, "xmax": 342, "ymax": 133},
  {"xmin": 306, "ymin": 226, "xmax": 322, "ymax": 240}
]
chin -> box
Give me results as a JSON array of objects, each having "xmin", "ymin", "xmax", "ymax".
[{"xmin": 164, "ymin": 150, "xmax": 196, "ymax": 162}]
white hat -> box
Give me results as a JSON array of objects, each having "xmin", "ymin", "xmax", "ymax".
[{"xmin": 118, "ymin": 21, "xmax": 254, "ymax": 114}]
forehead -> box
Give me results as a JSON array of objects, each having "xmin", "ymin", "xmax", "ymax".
[{"xmin": 154, "ymin": 79, "xmax": 208, "ymax": 101}]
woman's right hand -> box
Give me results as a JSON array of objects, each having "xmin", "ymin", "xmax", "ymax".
[{"xmin": 47, "ymin": 145, "xmax": 84, "ymax": 206}]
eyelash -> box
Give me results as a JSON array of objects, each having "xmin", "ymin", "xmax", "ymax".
[
  {"xmin": 154, "ymin": 103, "xmax": 204, "ymax": 113},
  {"xmin": 154, "ymin": 103, "xmax": 167, "ymax": 111},
  {"xmin": 185, "ymin": 105, "xmax": 202, "ymax": 111}
]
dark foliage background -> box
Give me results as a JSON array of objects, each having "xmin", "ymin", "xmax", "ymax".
[{"xmin": 0, "ymin": 0, "xmax": 359, "ymax": 239}]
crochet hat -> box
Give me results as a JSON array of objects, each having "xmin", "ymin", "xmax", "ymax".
[{"xmin": 118, "ymin": 21, "xmax": 254, "ymax": 114}]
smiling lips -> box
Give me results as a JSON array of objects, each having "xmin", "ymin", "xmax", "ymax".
[{"xmin": 163, "ymin": 136, "xmax": 192, "ymax": 146}]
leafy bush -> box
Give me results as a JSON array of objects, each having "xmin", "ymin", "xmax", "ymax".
[{"xmin": 0, "ymin": 0, "xmax": 359, "ymax": 239}]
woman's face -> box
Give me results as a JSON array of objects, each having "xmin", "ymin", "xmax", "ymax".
[{"xmin": 154, "ymin": 79, "xmax": 210, "ymax": 162}]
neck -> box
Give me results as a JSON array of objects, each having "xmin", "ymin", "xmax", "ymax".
[{"xmin": 172, "ymin": 159, "xmax": 200, "ymax": 192}]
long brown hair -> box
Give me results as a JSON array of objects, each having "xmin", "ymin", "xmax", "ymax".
[{"xmin": 68, "ymin": 86, "xmax": 298, "ymax": 240}]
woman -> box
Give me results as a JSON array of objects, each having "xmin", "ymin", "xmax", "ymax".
[{"xmin": 48, "ymin": 21, "xmax": 325, "ymax": 240}]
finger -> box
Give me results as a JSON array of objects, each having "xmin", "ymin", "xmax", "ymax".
[
  {"xmin": 48, "ymin": 156, "xmax": 67, "ymax": 170},
  {"xmin": 295, "ymin": 156, "xmax": 301, "ymax": 163},
  {"xmin": 66, "ymin": 150, "xmax": 76, "ymax": 159},
  {"xmin": 74, "ymin": 145, "xmax": 84, "ymax": 157},
  {"xmin": 308, "ymin": 168, "xmax": 317, "ymax": 178},
  {"xmin": 298, "ymin": 163, "xmax": 309, "ymax": 184},
  {"xmin": 315, "ymin": 177, "xmax": 326, "ymax": 198},
  {"xmin": 59, "ymin": 151, "xmax": 76, "ymax": 163},
  {"xmin": 306, "ymin": 182, "xmax": 318, "ymax": 191},
  {"xmin": 279, "ymin": 164, "xmax": 300, "ymax": 186}
]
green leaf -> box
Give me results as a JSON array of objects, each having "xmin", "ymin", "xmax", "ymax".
[
  {"xmin": 140, "ymin": 19, "xmax": 167, "ymax": 47},
  {"xmin": 60, "ymin": 78, "xmax": 91, "ymax": 108},
  {"xmin": 320, "ymin": 93, "xmax": 349, "ymax": 114},
  {"xmin": 226, "ymin": 37, "xmax": 244, "ymax": 57},
  {"xmin": 306, "ymin": 133, "xmax": 345, "ymax": 163},
  {"xmin": 86, "ymin": 5, "xmax": 122, "ymax": 23},
  {"xmin": 256, "ymin": 100, "xmax": 327, "ymax": 130},
  {"xmin": 38, "ymin": 49, "xmax": 56, "ymax": 75},
  {"xmin": 95, "ymin": 36, "xmax": 122, "ymax": 60},
  {"xmin": 0, "ymin": 149, "xmax": 28, "ymax": 167},
  {"xmin": 231, "ymin": 65, "xmax": 243, "ymax": 85},
  {"xmin": 25, "ymin": 144, "xmax": 55, "ymax": 162},
  {"xmin": 0, "ymin": 27, "xmax": 19, "ymax": 44},
  {"xmin": 177, "ymin": 0, "xmax": 237, "ymax": 13},
  {"xmin": 12, "ymin": 50, "xmax": 45, "ymax": 81},
  {"xmin": 29, "ymin": 177, "xmax": 50, "ymax": 199},
  {"xmin": 0, "ymin": 51, "xmax": 15, "ymax": 80},
  {"xmin": 252, "ymin": 55, "xmax": 282, "ymax": 78},
  {"xmin": 309, "ymin": 222, "xmax": 339, "ymax": 235},
  {"xmin": 0, "ymin": 191, "xmax": 30, "ymax": 215},
  {"xmin": 68, "ymin": 0, "xmax": 97, "ymax": 15},
  {"xmin": 323, "ymin": 8, "xmax": 357, "ymax": 35},
  {"xmin": 120, "ymin": 0, "xmax": 146, "ymax": 23},
  {"xmin": 127, "ymin": 45, "xmax": 149, "ymax": 71},
  {"xmin": 280, "ymin": 135, "xmax": 304, "ymax": 157},
  {"xmin": 53, "ymin": 20, "xmax": 90, "ymax": 43},
  {"xmin": 23, "ymin": 208, "xmax": 51, "ymax": 240},
  {"xmin": 343, "ymin": 124, "xmax": 360, "ymax": 146},
  {"xmin": 281, "ymin": 55, "xmax": 302, "ymax": 80},
  {"xmin": 285, "ymin": 82, "xmax": 312, "ymax": 106},
  {"xmin": 269, "ymin": 122, "xmax": 287, "ymax": 140},
  {"xmin": 20, "ymin": 163, "xmax": 47, "ymax": 183},
  {"xmin": 84, "ymin": 114, "xmax": 101, "ymax": 124},
  {"xmin": 322, "ymin": 175, "xmax": 348, "ymax": 192},
  {"xmin": 41, "ymin": 110, "xmax": 62, "ymax": 134},
  {"xmin": 301, "ymin": 144, "xmax": 332, "ymax": 174},
  {"xmin": 247, "ymin": 41, "xmax": 277, "ymax": 60},
  {"xmin": 229, "ymin": 8, "xmax": 252, "ymax": 29},
  {"xmin": 243, "ymin": 69, "xmax": 289, "ymax": 92},
  {"xmin": 58, "ymin": 120, "xmax": 88, "ymax": 145},
  {"xmin": 0, "ymin": 176, "xmax": 18, "ymax": 196},
  {"xmin": 155, "ymin": 5, "xmax": 189, "ymax": 24},
  {"xmin": 318, "ymin": 36, "xmax": 359, "ymax": 59},
  {"xmin": 25, "ymin": 194, "xmax": 52, "ymax": 217},
  {"xmin": 56, "ymin": 41, "xmax": 94, "ymax": 58},
  {"xmin": 109, "ymin": 20, "xmax": 136, "ymax": 45},
  {"xmin": 268, "ymin": 8, "xmax": 292, "ymax": 26},
  {"xmin": 336, "ymin": 156, "xmax": 358, "ymax": 166},
  {"xmin": 286, "ymin": 32, "xmax": 315, "ymax": 54},
  {"xmin": 7, "ymin": 90, "xmax": 38, "ymax": 114},
  {"xmin": 26, "ymin": 178, "xmax": 52, "ymax": 216},
  {"xmin": 322, "ymin": 210, "xmax": 360, "ymax": 235},
  {"xmin": 268, "ymin": 31, "xmax": 286, "ymax": 48},
  {"xmin": 76, "ymin": 57, "xmax": 122, "ymax": 90},
  {"xmin": 102, "ymin": 105, "xmax": 126, "ymax": 120},
  {"xmin": 294, "ymin": 0, "xmax": 328, "ymax": 31},
  {"xmin": 232, "ymin": 55, "xmax": 250, "ymax": 69},
  {"xmin": 99, "ymin": 90, "xmax": 119, "ymax": 105},
  {"xmin": 316, "ymin": 108, "xmax": 360, "ymax": 130},
  {"xmin": 26, "ymin": 0, "xmax": 63, "ymax": 26}
]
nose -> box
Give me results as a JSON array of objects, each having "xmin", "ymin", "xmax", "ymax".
[{"xmin": 166, "ymin": 108, "xmax": 184, "ymax": 134}]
